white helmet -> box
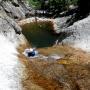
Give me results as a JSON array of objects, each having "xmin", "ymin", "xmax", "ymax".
[{"xmin": 29, "ymin": 48, "xmax": 33, "ymax": 52}]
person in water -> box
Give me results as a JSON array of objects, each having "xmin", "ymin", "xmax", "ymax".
[
  {"xmin": 23, "ymin": 48, "xmax": 38, "ymax": 57},
  {"xmin": 28, "ymin": 48, "xmax": 35, "ymax": 57}
]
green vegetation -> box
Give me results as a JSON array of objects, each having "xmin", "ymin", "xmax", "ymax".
[
  {"xmin": 28, "ymin": 0, "xmax": 78, "ymax": 11},
  {"xmin": 28, "ymin": 0, "xmax": 41, "ymax": 9},
  {"xmin": 44, "ymin": 0, "xmax": 78, "ymax": 11},
  {"xmin": 28, "ymin": 0, "xmax": 78, "ymax": 17},
  {"xmin": 27, "ymin": 0, "xmax": 90, "ymax": 23}
]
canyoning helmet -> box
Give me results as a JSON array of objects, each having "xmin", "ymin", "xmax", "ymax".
[{"xmin": 29, "ymin": 48, "xmax": 33, "ymax": 52}]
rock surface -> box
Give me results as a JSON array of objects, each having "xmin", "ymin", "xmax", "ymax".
[
  {"xmin": 0, "ymin": 0, "xmax": 32, "ymax": 20},
  {"xmin": 0, "ymin": 12, "xmax": 25, "ymax": 46},
  {"xmin": 18, "ymin": 16, "xmax": 90, "ymax": 52},
  {"xmin": 0, "ymin": 0, "xmax": 90, "ymax": 90},
  {"xmin": 54, "ymin": 16, "xmax": 90, "ymax": 52},
  {"xmin": 0, "ymin": 0, "xmax": 29, "ymax": 90},
  {"xmin": 0, "ymin": 0, "xmax": 30, "ymax": 46}
]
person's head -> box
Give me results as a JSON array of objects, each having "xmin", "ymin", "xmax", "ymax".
[{"xmin": 29, "ymin": 48, "xmax": 33, "ymax": 52}]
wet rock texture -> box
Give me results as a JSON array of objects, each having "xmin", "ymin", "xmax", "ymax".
[
  {"xmin": 0, "ymin": 0, "xmax": 32, "ymax": 20},
  {"xmin": 0, "ymin": 0, "xmax": 90, "ymax": 90},
  {"xmin": 0, "ymin": 0, "xmax": 30, "ymax": 45},
  {"xmin": 54, "ymin": 16, "xmax": 90, "ymax": 52}
]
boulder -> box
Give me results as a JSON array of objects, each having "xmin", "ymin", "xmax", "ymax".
[
  {"xmin": 0, "ymin": 0, "xmax": 32, "ymax": 20},
  {"xmin": 54, "ymin": 16, "xmax": 90, "ymax": 52},
  {"xmin": 0, "ymin": 11, "xmax": 25, "ymax": 46},
  {"xmin": 0, "ymin": 0, "xmax": 31, "ymax": 46}
]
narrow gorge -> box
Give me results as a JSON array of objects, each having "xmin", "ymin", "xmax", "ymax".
[{"xmin": 0, "ymin": 0, "xmax": 90, "ymax": 90}]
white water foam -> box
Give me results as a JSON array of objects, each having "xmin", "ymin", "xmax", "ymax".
[{"xmin": 0, "ymin": 34, "xmax": 24, "ymax": 90}]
